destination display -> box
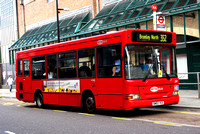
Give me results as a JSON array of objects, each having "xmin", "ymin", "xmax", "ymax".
[{"xmin": 132, "ymin": 31, "xmax": 172, "ymax": 43}]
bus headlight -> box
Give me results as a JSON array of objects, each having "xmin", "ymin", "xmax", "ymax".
[
  {"xmin": 172, "ymin": 90, "xmax": 179, "ymax": 96},
  {"xmin": 125, "ymin": 94, "xmax": 141, "ymax": 100}
]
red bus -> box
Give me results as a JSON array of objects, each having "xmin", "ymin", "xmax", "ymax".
[{"xmin": 16, "ymin": 29, "xmax": 179, "ymax": 113}]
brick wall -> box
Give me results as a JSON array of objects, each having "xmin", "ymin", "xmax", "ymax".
[
  {"xmin": 173, "ymin": 11, "xmax": 199, "ymax": 38},
  {"xmin": 17, "ymin": 0, "xmax": 94, "ymax": 37},
  {"xmin": 17, "ymin": 0, "xmax": 199, "ymax": 40}
]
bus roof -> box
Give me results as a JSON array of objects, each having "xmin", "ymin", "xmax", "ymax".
[{"xmin": 16, "ymin": 29, "xmax": 176, "ymax": 56}]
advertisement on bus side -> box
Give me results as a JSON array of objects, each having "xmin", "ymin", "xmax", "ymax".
[{"xmin": 43, "ymin": 80, "xmax": 80, "ymax": 93}]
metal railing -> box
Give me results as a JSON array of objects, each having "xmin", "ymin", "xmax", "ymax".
[{"xmin": 178, "ymin": 72, "xmax": 200, "ymax": 98}]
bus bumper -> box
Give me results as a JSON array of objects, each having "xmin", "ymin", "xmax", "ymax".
[
  {"xmin": 123, "ymin": 95, "xmax": 179, "ymax": 110},
  {"xmin": 16, "ymin": 91, "xmax": 22, "ymax": 101}
]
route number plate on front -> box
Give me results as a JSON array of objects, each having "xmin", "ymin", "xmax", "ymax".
[{"xmin": 152, "ymin": 101, "xmax": 164, "ymax": 106}]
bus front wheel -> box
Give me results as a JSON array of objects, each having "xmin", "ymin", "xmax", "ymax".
[
  {"xmin": 84, "ymin": 96, "xmax": 95, "ymax": 113},
  {"xmin": 36, "ymin": 93, "xmax": 43, "ymax": 108}
]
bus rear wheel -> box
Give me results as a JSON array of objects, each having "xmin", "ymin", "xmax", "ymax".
[
  {"xmin": 84, "ymin": 96, "xmax": 95, "ymax": 113},
  {"xmin": 36, "ymin": 93, "xmax": 43, "ymax": 108}
]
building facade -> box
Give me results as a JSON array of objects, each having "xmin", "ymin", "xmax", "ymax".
[
  {"xmin": 0, "ymin": 0, "xmax": 18, "ymax": 87},
  {"xmin": 8, "ymin": 0, "xmax": 200, "ymax": 89}
]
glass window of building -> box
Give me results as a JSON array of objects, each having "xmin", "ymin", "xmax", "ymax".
[{"xmin": 0, "ymin": 0, "xmax": 17, "ymax": 85}]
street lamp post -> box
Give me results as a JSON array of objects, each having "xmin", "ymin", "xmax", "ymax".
[
  {"xmin": 56, "ymin": 0, "xmax": 60, "ymax": 43},
  {"xmin": 56, "ymin": 0, "xmax": 69, "ymax": 43}
]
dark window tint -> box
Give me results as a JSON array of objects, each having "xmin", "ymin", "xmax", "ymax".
[
  {"xmin": 32, "ymin": 56, "xmax": 46, "ymax": 79},
  {"xmin": 24, "ymin": 60, "xmax": 30, "ymax": 76},
  {"xmin": 188, "ymin": 0, "xmax": 197, "ymax": 5},
  {"xmin": 18, "ymin": 59, "xmax": 22, "ymax": 76},
  {"xmin": 103, "ymin": 15, "xmax": 115, "ymax": 25},
  {"xmin": 162, "ymin": 0, "xmax": 176, "ymax": 11},
  {"xmin": 78, "ymin": 48, "xmax": 95, "ymax": 78},
  {"xmin": 139, "ymin": 6, "xmax": 151, "ymax": 16},
  {"xmin": 175, "ymin": 0, "xmax": 188, "ymax": 7},
  {"xmin": 47, "ymin": 54, "xmax": 57, "ymax": 79},
  {"xmin": 58, "ymin": 51, "xmax": 77, "ymax": 78},
  {"xmin": 112, "ymin": 12, "xmax": 124, "ymax": 23},
  {"xmin": 156, "ymin": 2, "xmax": 166, "ymax": 12},
  {"xmin": 96, "ymin": 3, "xmax": 116, "ymax": 18},
  {"xmin": 129, "ymin": 8, "xmax": 143, "ymax": 19},
  {"xmin": 97, "ymin": 44, "xmax": 122, "ymax": 78},
  {"xmin": 121, "ymin": 10, "xmax": 133, "ymax": 20}
]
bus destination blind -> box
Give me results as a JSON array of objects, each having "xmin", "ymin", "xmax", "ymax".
[{"xmin": 132, "ymin": 31, "xmax": 172, "ymax": 43}]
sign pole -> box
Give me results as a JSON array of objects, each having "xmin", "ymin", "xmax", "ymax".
[{"xmin": 152, "ymin": 4, "xmax": 157, "ymax": 30}]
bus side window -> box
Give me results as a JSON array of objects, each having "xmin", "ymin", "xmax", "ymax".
[
  {"xmin": 97, "ymin": 44, "xmax": 122, "ymax": 78},
  {"xmin": 24, "ymin": 60, "xmax": 30, "ymax": 76},
  {"xmin": 78, "ymin": 48, "xmax": 95, "ymax": 78},
  {"xmin": 58, "ymin": 51, "xmax": 77, "ymax": 78},
  {"xmin": 18, "ymin": 59, "xmax": 22, "ymax": 76},
  {"xmin": 47, "ymin": 54, "xmax": 57, "ymax": 79},
  {"xmin": 32, "ymin": 56, "xmax": 46, "ymax": 80}
]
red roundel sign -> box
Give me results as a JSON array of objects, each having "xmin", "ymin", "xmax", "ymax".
[
  {"xmin": 158, "ymin": 16, "xmax": 164, "ymax": 24},
  {"xmin": 152, "ymin": 4, "xmax": 157, "ymax": 12}
]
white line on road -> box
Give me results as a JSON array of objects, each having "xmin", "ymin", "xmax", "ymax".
[
  {"xmin": 4, "ymin": 131, "xmax": 15, "ymax": 134},
  {"xmin": 141, "ymin": 108, "xmax": 200, "ymax": 115},
  {"xmin": 133, "ymin": 118, "xmax": 200, "ymax": 128}
]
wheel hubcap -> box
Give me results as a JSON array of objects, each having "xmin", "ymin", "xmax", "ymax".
[
  {"xmin": 86, "ymin": 97, "xmax": 94, "ymax": 110},
  {"xmin": 37, "ymin": 95, "xmax": 42, "ymax": 107}
]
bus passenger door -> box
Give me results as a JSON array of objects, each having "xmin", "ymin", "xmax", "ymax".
[
  {"xmin": 96, "ymin": 44, "xmax": 123, "ymax": 110},
  {"xmin": 22, "ymin": 58, "xmax": 32, "ymax": 100}
]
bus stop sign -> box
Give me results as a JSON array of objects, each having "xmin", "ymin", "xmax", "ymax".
[
  {"xmin": 158, "ymin": 16, "xmax": 164, "ymax": 24},
  {"xmin": 157, "ymin": 15, "xmax": 166, "ymax": 31}
]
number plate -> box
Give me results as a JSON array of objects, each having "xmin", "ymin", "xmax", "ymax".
[{"xmin": 152, "ymin": 101, "xmax": 164, "ymax": 106}]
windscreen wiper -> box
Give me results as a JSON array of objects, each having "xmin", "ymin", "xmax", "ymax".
[
  {"xmin": 143, "ymin": 66, "xmax": 152, "ymax": 82},
  {"xmin": 143, "ymin": 70, "xmax": 150, "ymax": 82},
  {"xmin": 162, "ymin": 64, "xmax": 170, "ymax": 80}
]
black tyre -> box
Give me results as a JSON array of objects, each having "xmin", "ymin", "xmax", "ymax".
[
  {"xmin": 36, "ymin": 93, "xmax": 43, "ymax": 108},
  {"xmin": 84, "ymin": 96, "xmax": 96, "ymax": 113}
]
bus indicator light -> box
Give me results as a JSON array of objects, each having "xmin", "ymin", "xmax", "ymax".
[{"xmin": 125, "ymin": 94, "xmax": 141, "ymax": 100}]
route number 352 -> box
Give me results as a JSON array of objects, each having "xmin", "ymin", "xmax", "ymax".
[{"xmin": 160, "ymin": 34, "xmax": 167, "ymax": 42}]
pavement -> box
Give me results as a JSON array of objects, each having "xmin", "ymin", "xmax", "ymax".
[
  {"xmin": 0, "ymin": 89, "xmax": 16, "ymax": 99},
  {"xmin": 0, "ymin": 88, "xmax": 199, "ymax": 109}
]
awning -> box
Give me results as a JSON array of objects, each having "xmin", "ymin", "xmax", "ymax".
[
  {"xmin": 10, "ymin": 0, "xmax": 200, "ymax": 51},
  {"xmin": 9, "ymin": 0, "xmax": 200, "ymax": 64},
  {"xmin": 9, "ymin": 12, "xmax": 89, "ymax": 50},
  {"xmin": 78, "ymin": 0, "xmax": 200, "ymax": 35}
]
